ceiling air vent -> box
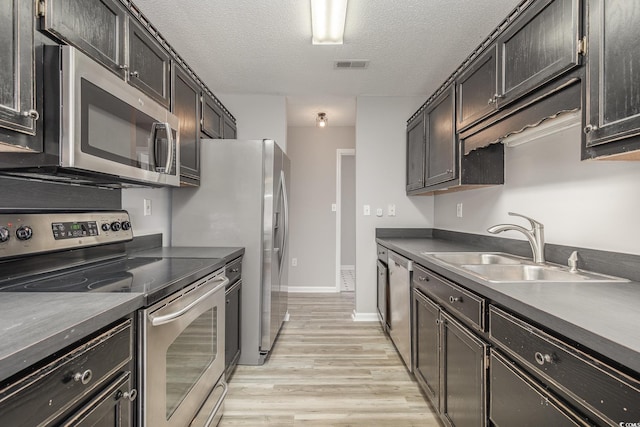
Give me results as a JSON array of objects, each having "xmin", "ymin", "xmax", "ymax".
[{"xmin": 334, "ymin": 60, "xmax": 370, "ymax": 69}]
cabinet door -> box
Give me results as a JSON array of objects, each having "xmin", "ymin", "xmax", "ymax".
[
  {"xmin": 425, "ymin": 86, "xmax": 456, "ymax": 187},
  {"xmin": 490, "ymin": 351, "xmax": 588, "ymax": 427},
  {"xmin": 441, "ymin": 312, "xmax": 487, "ymax": 427},
  {"xmin": 202, "ymin": 92, "xmax": 223, "ymax": 138},
  {"xmin": 497, "ymin": 0, "xmax": 580, "ymax": 107},
  {"xmin": 456, "ymin": 46, "xmax": 498, "ymax": 131},
  {"xmin": 406, "ymin": 112, "xmax": 425, "ymax": 191},
  {"xmin": 127, "ymin": 17, "xmax": 170, "ymax": 108},
  {"xmin": 172, "ymin": 64, "xmax": 200, "ymax": 183},
  {"xmin": 0, "ymin": 0, "xmax": 37, "ymax": 137},
  {"xmin": 43, "ymin": 0, "xmax": 126, "ymax": 76},
  {"xmin": 413, "ymin": 289, "xmax": 440, "ymax": 409},
  {"xmin": 223, "ymin": 115, "xmax": 237, "ymax": 139},
  {"xmin": 225, "ymin": 281, "xmax": 241, "ymax": 376},
  {"xmin": 585, "ymin": 0, "xmax": 640, "ymax": 147}
]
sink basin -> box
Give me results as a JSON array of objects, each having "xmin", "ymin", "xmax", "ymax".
[
  {"xmin": 460, "ymin": 264, "xmax": 626, "ymax": 282},
  {"xmin": 422, "ymin": 252, "xmax": 628, "ymax": 283},
  {"xmin": 423, "ymin": 252, "xmax": 525, "ymax": 265}
]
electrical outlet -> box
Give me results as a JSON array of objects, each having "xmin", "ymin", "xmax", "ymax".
[
  {"xmin": 456, "ymin": 203, "xmax": 463, "ymax": 218},
  {"xmin": 331, "ymin": 203, "xmax": 337, "ymax": 212},
  {"xmin": 388, "ymin": 204, "xmax": 396, "ymax": 216},
  {"xmin": 144, "ymin": 199, "xmax": 152, "ymax": 216},
  {"xmin": 363, "ymin": 205, "xmax": 371, "ymax": 216},
  {"xmin": 292, "ymin": 258, "xmax": 298, "ymax": 267}
]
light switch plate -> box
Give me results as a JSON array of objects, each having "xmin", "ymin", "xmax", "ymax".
[{"xmin": 363, "ymin": 205, "xmax": 371, "ymax": 216}]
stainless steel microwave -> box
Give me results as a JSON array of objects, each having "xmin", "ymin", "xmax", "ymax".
[{"xmin": 0, "ymin": 45, "xmax": 180, "ymax": 187}]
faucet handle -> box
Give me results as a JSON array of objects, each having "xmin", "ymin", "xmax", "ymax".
[{"xmin": 508, "ymin": 212, "xmax": 544, "ymax": 230}]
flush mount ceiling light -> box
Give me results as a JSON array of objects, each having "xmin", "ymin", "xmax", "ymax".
[
  {"xmin": 311, "ymin": 0, "xmax": 348, "ymax": 45},
  {"xmin": 316, "ymin": 112, "xmax": 328, "ymax": 128}
]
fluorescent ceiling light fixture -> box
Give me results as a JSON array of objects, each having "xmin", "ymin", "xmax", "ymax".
[{"xmin": 311, "ymin": 0, "xmax": 348, "ymax": 45}]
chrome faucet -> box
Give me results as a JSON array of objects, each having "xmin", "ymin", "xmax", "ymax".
[{"xmin": 487, "ymin": 212, "xmax": 545, "ymax": 263}]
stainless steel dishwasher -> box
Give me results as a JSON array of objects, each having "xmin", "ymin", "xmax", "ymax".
[{"xmin": 388, "ymin": 250, "xmax": 413, "ymax": 371}]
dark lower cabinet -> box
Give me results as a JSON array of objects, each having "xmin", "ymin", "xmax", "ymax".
[
  {"xmin": 496, "ymin": 0, "xmax": 581, "ymax": 107},
  {"xmin": 583, "ymin": 0, "xmax": 640, "ymax": 157},
  {"xmin": 441, "ymin": 312, "xmax": 487, "ymax": 427},
  {"xmin": 172, "ymin": 64, "xmax": 201, "ymax": 185},
  {"xmin": 412, "ymin": 289, "xmax": 440, "ymax": 408},
  {"xmin": 225, "ymin": 279, "xmax": 241, "ymax": 378},
  {"xmin": 490, "ymin": 350, "xmax": 588, "ymax": 427}
]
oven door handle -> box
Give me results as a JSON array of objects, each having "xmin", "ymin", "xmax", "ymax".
[{"xmin": 150, "ymin": 277, "xmax": 229, "ymax": 326}]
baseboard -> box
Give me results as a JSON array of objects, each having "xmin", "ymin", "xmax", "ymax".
[
  {"xmin": 288, "ymin": 286, "xmax": 338, "ymax": 293},
  {"xmin": 340, "ymin": 265, "xmax": 355, "ymax": 271},
  {"xmin": 351, "ymin": 310, "xmax": 379, "ymax": 322}
]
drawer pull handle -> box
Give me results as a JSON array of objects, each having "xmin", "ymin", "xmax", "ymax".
[
  {"xmin": 534, "ymin": 352, "xmax": 554, "ymax": 366},
  {"xmin": 123, "ymin": 389, "xmax": 138, "ymax": 402},
  {"xmin": 73, "ymin": 369, "xmax": 93, "ymax": 385},
  {"xmin": 418, "ymin": 276, "xmax": 428, "ymax": 282},
  {"xmin": 230, "ymin": 268, "xmax": 240, "ymax": 273},
  {"xmin": 449, "ymin": 296, "xmax": 461, "ymax": 303}
]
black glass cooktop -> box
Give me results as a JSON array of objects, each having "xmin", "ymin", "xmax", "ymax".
[{"xmin": 0, "ymin": 256, "xmax": 225, "ymax": 305}]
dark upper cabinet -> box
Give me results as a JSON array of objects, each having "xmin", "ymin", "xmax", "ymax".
[
  {"xmin": 406, "ymin": 111, "xmax": 426, "ymax": 192},
  {"xmin": 0, "ymin": 0, "xmax": 37, "ymax": 138},
  {"xmin": 127, "ymin": 17, "xmax": 170, "ymax": 108},
  {"xmin": 223, "ymin": 114, "xmax": 237, "ymax": 139},
  {"xmin": 496, "ymin": 0, "xmax": 581, "ymax": 108},
  {"xmin": 172, "ymin": 64, "xmax": 200, "ymax": 184},
  {"xmin": 42, "ymin": 0, "xmax": 127, "ymax": 76},
  {"xmin": 425, "ymin": 85, "xmax": 456, "ymax": 188},
  {"xmin": 456, "ymin": 46, "xmax": 498, "ymax": 131},
  {"xmin": 201, "ymin": 92, "xmax": 223, "ymax": 139},
  {"xmin": 583, "ymin": 0, "xmax": 640, "ymax": 152}
]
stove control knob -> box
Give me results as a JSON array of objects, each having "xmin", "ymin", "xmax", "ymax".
[
  {"xmin": 16, "ymin": 226, "xmax": 33, "ymax": 241},
  {"xmin": 101, "ymin": 223, "xmax": 110, "ymax": 232},
  {"xmin": 0, "ymin": 227, "xmax": 9, "ymax": 243},
  {"xmin": 121, "ymin": 221, "xmax": 132, "ymax": 231},
  {"xmin": 110, "ymin": 221, "xmax": 121, "ymax": 232}
]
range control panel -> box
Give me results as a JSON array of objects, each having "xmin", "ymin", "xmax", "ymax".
[{"xmin": 0, "ymin": 211, "xmax": 133, "ymax": 259}]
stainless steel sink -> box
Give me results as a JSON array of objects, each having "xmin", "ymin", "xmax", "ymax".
[
  {"xmin": 423, "ymin": 252, "xmax": 526, "ymax": 265},
  {"xmin": 422, "ymin": 252, "xmax": 628, "ymax": 283}
]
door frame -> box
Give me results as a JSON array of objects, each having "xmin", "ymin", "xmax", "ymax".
[{"xmin": 335, "ymin": 149, "xmax": 356, "ymax": 292}]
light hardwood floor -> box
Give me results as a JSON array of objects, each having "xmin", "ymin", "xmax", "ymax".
[{"xmin": 219, "ymin": 292, "xmax": 440, "ymax": 426}]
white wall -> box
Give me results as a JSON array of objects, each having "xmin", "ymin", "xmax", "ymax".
[
  {"xmin": 287, "ymin": 126, "xmax": 355, "ymax": 290},
  {"xmin": 355, "ymin": 96, "xmax": 435, "ymax": 318},
  {"xmin": 435, "ymin": 122, "xmax": 640, "ymax": 255},
  {"xmin": 121, "ymin": 187, "xmax": 172, "ymax": 245},
  {"xmin": 218, "ymin": 94, "xmax": 288, "ymax": 152}
]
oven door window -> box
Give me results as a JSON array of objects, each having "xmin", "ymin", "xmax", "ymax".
[
  {"xmin": 80, "ymin": 78, "xmax": 162, "ymax": 172},
  {"xmin": 165, "ymin": 306, "xmax": 217, "ymax": 419}
]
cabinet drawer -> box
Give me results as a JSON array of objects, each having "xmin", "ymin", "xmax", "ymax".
[
  {"xmin": 0, "ymin": 320, "xmax": 132, "ymax": 427},
  {"xmin": 413, "ymin": 264, "xmax": 484, "ymax": 331},
  {"xmin": 489, "ymin": 306, "xmax": 640, "ymax": 425},
  {"xmin": 225, "ymin": 257, "xmax": 242, "ymax": 286},
  {"xmin": 376, "ymin": 245, "xmax": 388, "ymax": 263}
]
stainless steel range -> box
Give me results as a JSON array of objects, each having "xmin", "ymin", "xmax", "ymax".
[{"xmin": 0, "ymin": 211, "xmax": 228, "ymax": 427}]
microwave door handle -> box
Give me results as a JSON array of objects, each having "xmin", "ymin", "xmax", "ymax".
[
  {"xmin": 149, "ymin": 122, "xmax": 159, "ymax": 171},
  {"xmin": 161, "ymin": 122, "xmax": 174, "ymax": 173},
  {"xmin": 149, "ymin": 277, "xmax": 229, "ymax": 326}
]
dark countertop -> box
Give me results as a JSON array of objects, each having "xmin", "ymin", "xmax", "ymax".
[
  {"xmin": 133, "ymin": 246, "xmax": 244, "ymax": 263},
  {"xmin": 377, "ymin": 237, "xmax": 640, "ymax": 375},
  {"xmin": 0, "ymin": 292, "xmax": 144, "ymax": 383}
]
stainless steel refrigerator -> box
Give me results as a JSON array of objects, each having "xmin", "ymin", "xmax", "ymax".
[{"xmin": 171, "ymin": 139, "xmax": 290, "ymax": 365}]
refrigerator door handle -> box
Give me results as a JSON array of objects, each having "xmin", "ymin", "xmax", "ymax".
[{"xmin": 279, "ymin": 169, "xmax": 289, "ymax": 280}]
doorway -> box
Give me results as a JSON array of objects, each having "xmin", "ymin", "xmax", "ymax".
[{"xmin": 335, "ymin": 149, "xmax": 356, "ymax": 292}]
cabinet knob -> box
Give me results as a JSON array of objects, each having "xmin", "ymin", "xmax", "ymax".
[
  {"xmin": 73, "ymin": 369, "xmax": 93, "ymax": 385},
  {"xmin": 117, "ymin": 389, "xmax": 138, "ymax": 402},
  {"xmin": 130, "ymin": 71, "xmax": 140, "ymax": 78},
  {"xmin": 584, "ymin": 124, "xmax": 598, "ymax": 134},
  {"xmin": 435, "ymin": 319, "xmax": 440, "ymax": 325},
  {"xmin": 446, "ymin": 169, "xmax": 453, "ymax": 174},
  {"xmin": 534, "ymin": 351, "xmax": 554, "ymax": 366},
  {"xmin": 487, "ymin": 97, "xmax": 496, "ymax": 105},
  {"xmin": 449, "ymin": 295, "xmax": 461, "ymax": 303},
  {"xmin": 21, "ymin": 109, "xmax": 39, "ymax": 120},
  {"xmin": 417, "ymin": 276, "xmax": 428, "ymax": 282},
  {"xmin": 230, "ymin": 268, "xmax": 240, "ymax": 273}
]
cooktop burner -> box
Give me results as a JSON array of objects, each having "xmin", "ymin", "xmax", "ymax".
[{"xmin": 0, "ymin": 256, "xmax": 224, "ymax": 305}]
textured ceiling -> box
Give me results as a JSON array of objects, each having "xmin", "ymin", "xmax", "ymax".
[{"xmin": 132, "ymin": 0, "xmax": 522, "ymax": 126}]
